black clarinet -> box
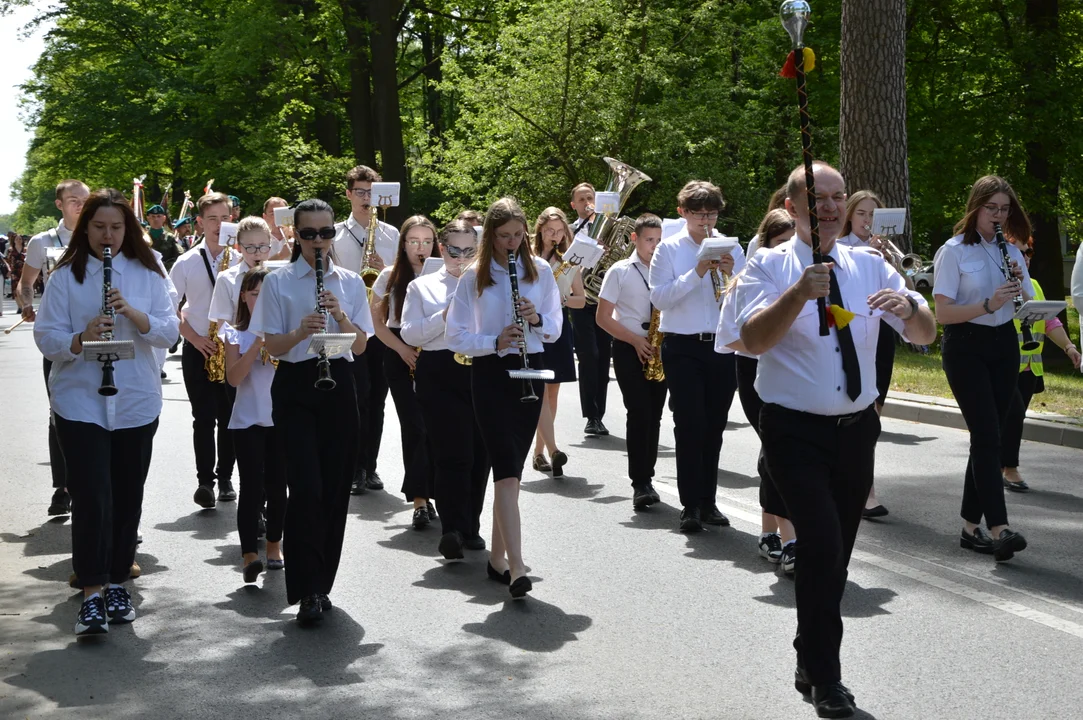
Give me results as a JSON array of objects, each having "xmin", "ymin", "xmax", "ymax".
[
  {"xmin": 507, "ymin": 250, "xmax": 539, "ymax": 403},
  {"xmin": 994, "ymin": 222, "xmax": 1039, "ymax": 351},
  {"xmin": 313, "ymin": 247, "xmax": 337, "ymax": 390},
  {"xmin": 98, "ymin": 247, "xmax": 119, "ymax": 396}
]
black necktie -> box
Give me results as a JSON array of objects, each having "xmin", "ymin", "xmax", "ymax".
[{"xmin": 824, "ymin": 255, "xmax": 862, "ymax": 402}]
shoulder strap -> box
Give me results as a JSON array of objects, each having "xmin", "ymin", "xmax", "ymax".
[{"xmin": 198, "ymin": 248, "xmax": 217, "ymax": 286}]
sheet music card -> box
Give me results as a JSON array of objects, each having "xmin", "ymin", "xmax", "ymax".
[
  {"xmin": 695, "ymin": 236, "xmax": 740, "ymax": 261},
  {"xmin": 872, "ymin": 208, "xmax": 907, "ymax": 237},
  {"xmin": 562, "ymin": 236, "xmax": 604, "ymax": 270},
  {"xmin": 371, "ymin": 182, "xmax": 401, "ymax": 208},
  {"xmin": 1013, "ymin": 300, "xmax": 1066, "ymax": 324}
]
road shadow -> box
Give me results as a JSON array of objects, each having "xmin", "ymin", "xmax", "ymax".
[
  {"xmin": 877, "ymin": 430, "xmax": 937, "ymax": 445},
  {"xmin": 0, "ymin": 517, "xmax": 71, "ymax": 558},
  {"xmin": 715, "ymin": 469, "xmax": 758, "ymax": 490},
  {"xmin": 618, "ymin": 499, "xmax": 680, "ymax": 532},
  {"xmin": 753, "ymin": 577, "xmax": 896, "ymax": 618},
  {"xmin": 154, "ymin": 506, "xmax": 236, "ymax": 541},
  {"xmin": 1005, "ymin": 487, "xmax": 1083, "ymax": 515},
  {"xmin": 462, "ymin": 597, "xmax": 592, "ymax": 653},
  {"xmin": 376, "ymin": 524, "xmax": 439, "ymax": 559},
  {"xmin": 259, "ymin": 608, "xmax": 383, "ymax": 688},
  {"xmin": 521, "ymin": 475, "xmax": 603, "ymax": 500},
  {"xmin": 413, "ymin": 560, "xmax": 516, "ymax": 607},
  {"xmin": 22, "ymin": 552, "xmax": 167, "ymax": 587},
  {"xmin": 350, "ymin": 488, "xmax": 404, "ymax": 525}
]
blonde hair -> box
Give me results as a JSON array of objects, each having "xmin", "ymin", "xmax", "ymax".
[
  {"xmin": 236, "ymin": 215, "xmax": 271, "ymax": 243},
  {"xmin": 475, "ymin": 198, "xmax": 537, "ymax": 294},
  {"xmin": 839, "ymin": 190, "xmax": 883, "ymax": 239},
  {"xmin": 532, "ymin": 207, "xmax": 573, "ymax": 259}
]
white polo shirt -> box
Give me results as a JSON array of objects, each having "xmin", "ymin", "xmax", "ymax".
[
  {"xmin": 333, "ymin": 215, "xmax": 399, "ymax": 273},
  {"xmin": 597, "ymin": 254, "xmax": 652, "ymax": 339}
]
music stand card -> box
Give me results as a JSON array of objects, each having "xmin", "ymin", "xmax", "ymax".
[
  {"xmin": 661, "ymin": 217, "xmax": 687, "ymax": 239},
  {"xmin": 263, "ymin": 259, "xmax": 289, "ymax": 270},
  {"xmin": 594, "ymin": 191, "xmax": 621, "ymax": 215},
  {"xmin": 371, "ymin": 182, "xmax": 401, "ymax": 208},
  {"xmin": 696, "ymin": 236, "xmax": 740, "ymax": 261},
  {"xmin": 82, "ymin": 340, "xmax": 136, "ymax": 362},
  {"xmin": 272, "ymin": 207, "xmax": 294, "ymax": 228},
  {"xmin": 307, "ymin": 333, "xmax": 356, "ymax": 357},
  {"xmin": 872, "ymin": 208, "xmax": 907, "ymax": 237},
  {"xmin": 563, "ymin": 236, "xmax": 604, "ymax": 270},
  {"xmin": 219, "ymin": 222, "xmax": 239, "ymax": 248},
  {"xmin": 421, "ymin": 257, "xmax": 444, "ymax": 275},
  {"xmin": 1014, "ymin": 300, "xmax": 1066, "ymax": 324}
]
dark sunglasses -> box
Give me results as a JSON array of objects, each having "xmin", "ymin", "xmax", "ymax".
[
  {"xmin": 445, "ymin": 245, "xmax": 477, "ymax": 259},
  {"xmin": 297, "ymin": 226, "xmax": 337, "ymax": 241}
]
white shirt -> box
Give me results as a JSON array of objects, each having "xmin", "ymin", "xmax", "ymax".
[
  {"xmin": 597, "ymin": 254, "xmax": 652, "ymax": 338},
  {"xmin": 400, "ymin": 265, "xmax": 459, "ymax": 351},
  {"xmin": 933, "ymin": 234, "xmax": 1033, "ymax": 328},
  {"xmin": 1071, "ymin": 244, "xmax": 1083, "ymax": 322},
  {"xmin": 714, "ymin": 283, "xmax": 745, "ymax": 357},
  {"xmin": 835, "ymin": 231, "xmax": 871, "ymax": 249},
  {"xmin": 34, "ymin": 253, "xmax": 180, "ymax": 430},
  {"xmin": 208, "ymin": 262, "xmax": 256, "ymax": 329},
  {"xmin": 25, "ymin": 222, "xmax": 73, "ymax": 285},
  {"xmin": 222, "ymin": 324, "xmax": 275, "ymax": 429},
  {"xmin": 169, "ymin": 240, "xmax": 243, "ymax": 336},
  {"xmin": 735, "ymin": 237, "xmax": 927, "ymax": 416},
  {"xmin": 371, "ymin": 267, "xmax": 403, "ymax": 329},
  {"xmin": 446, "ymin": 255, "xmax": 562, "ymax": 357},
  {"xmin": 248, "ymin": 257, "xmax": 374, "ymax": 363},
  {"xmin": 334, "ymin": 215, "xmax": 399, "ymax": 273},
  {"xmin": 649, "ymin": 230, "xmax": 747, "ymax": 334}
]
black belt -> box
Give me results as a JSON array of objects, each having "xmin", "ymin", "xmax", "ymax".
[
  {"xmin": 766, "ymin": 403, "xmax": 873, "ymax": 427},
  {"xmin": 664, "ymin": 332, "xmax": 715, "ymax": 342}
]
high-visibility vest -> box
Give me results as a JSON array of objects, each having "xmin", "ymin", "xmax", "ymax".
[{"xmin": 1017, "ymin": 279, "xmax": 1046, "ymax": 376}]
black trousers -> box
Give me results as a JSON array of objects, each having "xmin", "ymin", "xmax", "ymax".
[
  {"xmin": 181, "ymin": 341, "xmax": 235, "ymax": 487},
  {"xmin": 353, "ymin": 336, "xmax": 388, "ymax": 474},
  {"xmin": 415, "ymin": 351, "xmax": 490, "ymax": 538},
  {"xmin": 761, "ymin": 403, "xmax": 879, "ymax": 686},
  {"xmin": 1001, "ymin": 369, "xmax": 1039, "ymax": 469},
  {"xmin": 735, "ymin": 354, "xmax": 787, "ymax": 518},
  {"xmin": 43, "ymin": 358, "xmax": 67, "ymax": 489},
  {"xmin": 55, "ymin": 415, "xmax": 158, "ymax": 587},
  {"xmin": 941, "ymin": 322, "xmax": 1018, "ymax": 528},
  {"xmin": 611, "ymin": 340, "xmax": 667, "ymax": 487},
  {"xmin": 234, "ymin": 425, "xmax": 287, "ymax": 555},
  {"xmin": 385, "ymin": 329, "xmax": 434, "ymax": 500},
  {"xmin": 660, "ymin": 335, "xmax": 737, "ymax": 509},
  {"xmin": 272, "ymin": 358, "xmax": 359, "ymax": 605},
  {"xmin": 874, "ymin": 320, "xmax": 897, "ymax": 407},
  {"xmin": 570, "ymin": 303, "xmax": 612, "ymax": 420}
]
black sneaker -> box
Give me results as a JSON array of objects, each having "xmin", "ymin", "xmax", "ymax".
[
  {"xmin": 217, "ymin": 479, "xmax": 237, "ymax": 502},
  {"xmin": 679, "ymin": 507, "xmax": 702, "ymax": 533},
  {"xmin": 701, "ymin": 503, "xmax": 731, "ymax": 526},
  {"xmin": 350, "ymin": 467, "xmax": 368, "ymax": 495},
  {"xmin": 48, "ymin": 488, "xmax": 71, "ymax": 516},
  {"xmin": 632, "ymin": 483, "xmax": 660, "ymax": 510},
  {"xmin": 439, "ymin": 531, "xmax": 465, "ymax": 560},
  {"xmin": 426, "ymin": 500, "xmax": 438, "ymax": 521},
  {"xmin": 317, "ymin": 593, "xmax": 332, "ymax": 611},
  {"xmin": 104, "ymin": 585, "xmax": 136, "ymax": 623},
  {"xmin": 193, "ymin": 484, "xmax": 216, "ymax": 509},
  {"xmin": 759, "ymin": 533, "xmax": 783, "ymax": 564},
  {"xmin": 463, "ymin": 534, "xmax": 486, "ymax": 551},
  {"xmin": 365, "ymin": 471, "xmax": 384, "ymax": 491},
  {"xmin": 780, "ymin": 542, "xmax": 796, "ymax": 576},
  {"xmin": 75, "ymin": 595, "xmax": 108, "ymax": 637},
  {"xmin": 412, "ymin": 506, "xmax": 430, "ymax": 530},
  {"xmin": 297, "ymin": 595, "xmax": 322, "ymax": 625}
]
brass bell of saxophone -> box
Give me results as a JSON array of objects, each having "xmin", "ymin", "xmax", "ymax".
[
  {"xmin": 643, "ymin": 307, "xmax": 665, "ymax": 382},
  {"xmin": 204, "ymin": 244, "xmax": 232, "ymax": 383},
  {"xmin": 359, "ymin": 203, "xmax": 381, "ymax": 297}
]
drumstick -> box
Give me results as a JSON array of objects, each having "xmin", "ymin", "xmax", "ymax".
[{"xmin": 4, "ymin": 318, "xmax": 26, "ymax": 334}]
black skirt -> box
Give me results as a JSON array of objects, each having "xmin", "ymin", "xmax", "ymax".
[
  {"xmin": 471, "ymin": 353, "xmax": 545, "ymax": 480},
  {"xmin": 541, "ymin": 307, "xmax": 576, "ymax": 384}
]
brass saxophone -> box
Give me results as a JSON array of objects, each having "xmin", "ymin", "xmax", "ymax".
[
  {"xmin": 644, "ymin": 307, "xmax": 665, "ymax": 382},
  {"xmin": 359, "ymin": 208, "xmax": 380, "ymax": 294},
  {"xmin": 204, "ymin": 245, "xmax": 232, "ymax": 382}
]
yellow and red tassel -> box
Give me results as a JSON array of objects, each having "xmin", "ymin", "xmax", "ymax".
[
  {"xmin": 826, "ymin": 304, "xmax": 855, "ymax": 330},
  {"xmin": 779, "ymin": 47, "xmax": 817, "ymax": 78}
]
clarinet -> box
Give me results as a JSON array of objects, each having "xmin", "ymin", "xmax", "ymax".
[
  {"xmin": 98, "ymin": 247, "xmax": 119, "ymax": 396},
  {"xmin": 507, "ymin": 250, "xmax": 539, "ymax": 403},
  {"xmin": 313, "ymin": 247, "xmax": 337, "ymax": 390},
  {"xmin": 994, "ymin": 222, "xmax": 1039, "ymax": 351}
]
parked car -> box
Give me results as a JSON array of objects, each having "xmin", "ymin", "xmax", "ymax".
[{"xmin": 913, "ymin": 264, "xmax": 934, "ymax": 291}]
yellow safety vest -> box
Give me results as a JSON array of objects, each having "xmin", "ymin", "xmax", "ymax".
[{"xmin": 1017, "ymin": 279, "xmax": 1046, "ymax": 376}]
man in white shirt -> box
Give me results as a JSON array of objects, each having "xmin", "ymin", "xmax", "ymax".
[
  {"xmin": 649, "ymin": 180, "xmax": 744, "ymax": 533},
  {"xmin": 1072, "ymin": 243, "xmax": 1083, "ymax": 339},
  {"xmin": 333, "ymin": 165, "xmax": 397, "ymax": 494},
  {"xmin": 170, "ymin": 192, "xmax": 243, "ymax": 509},
  {"xmin": 736, "ymin": 162, "xmax": 935, "ymax": 718},
  {"xmin": 262, "ymin": 196, "xmax": 293, "ymax": 261},
  {"xmin": 18, "ymin": 179, "xmax": 89, "ymax": 517}
]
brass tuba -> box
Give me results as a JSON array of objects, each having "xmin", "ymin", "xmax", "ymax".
[
  {"xmin": 644, "ymin": 307, "xmax": 665, "ymax": 381},
  {"xmin": 204, "ymin": 245, "xmax": 233, "ymax": 382},
  {"xmin": 580, "ymin": 157, "xmax": 652, "ymax": 303}
]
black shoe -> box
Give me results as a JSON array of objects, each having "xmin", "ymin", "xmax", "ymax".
[
  {"xmin": 463, "ymin": 534, "xmax": 486, "ymax": 551},
  {"xmin": 104, "ymin": 585, "xmax": 136, "ymax": 624},
  {"xmin": 632, "ymin": 483, "xmax": 660, "ymax": 510},
  {"xmin": 595, "ymin": 420, "xmax": 609, "ymax": 436},
  {"xmin": 75, "ymin": 595, "xmax": 108, "ymax": 637},
  {"xmin": 317, "ymin": 593, "xmax": 332, "ymax": 611},
  {"xmin": 780, "ymin": 542, "xmax": 796, "ymax": 576},
  {"xmin": 701, "ymin": 503, "xmax": 730, "ymax": 526},
  {"xmin": 217, "ymin": 480, "xmax": 237, "ymax": 502},
  {"xmin": 48, "ymin": 488, "xmax": 71, "ymax": 516},
  {"xmin": 532, "ymin": 454, "xmax": 552, "ymax": 472},
  {"xmin": 509, "ymin": 575, "xmax": 533, "ymax": 599},
  {"xmin": 351, "ymin": 467, "xmax": 368, "ymax": 495},
  {"xmin": 862, "ymin": 504, "xmax": 889, "ymax": 519},
  {"xmin": 243, "ymin": 559, "xmax": 264, "ymax": 584},
  {"xmin": 993, "ymin": 528, "xmax": 1028, "ymax": 562},
  {"xmin": 169, "ymin": 340, "xmax": 180, "ymax": 353},
  {"xmin": 426, "ymin": 500, "xmax": 438, "ymax": 521},
  {"xmin": 679, "ymin": 507, "xmax": 702, "ymax": 533},
  {"xmin": 811, "ymin": 682, "xmax": 856, "ymax": 718},
  {"xmin": 584, "ymin": 418, "xmax": 603, "ymax": 436},
  {"xmin": 439, "ymin": 531, "xmax": 465, "ymax": 560},
  {"xmin": 193, "ymin": 484, "xmax": 216, "ymax": 509},
  {"xmin": 297, "ymin": 595, "xmax": 322, "ymax": 625},
  {"xmin": 365, "ymin": 471, "xmax": 384, "ymax": 491},
  {"xmin": 794, "ymin": 665, "xmax": 854, "ymax": 702},
  {"xmin": 759, "ymin": 533, "xmax": 783, "ymax": 564},
  {"xmin": 960, "ymin": 527, "xmax": 994, "ymax": 554},
  {"xmin": 487, "ymin": 561, "xmax": 511, "ymax": 585},
  {"xmin": 551, "ymin": 450, "xmax": 568, "ymax": 477},
  {"xmin": 160, "ymin": 370, "xmax": 167, "ymax": 379},
  {"xmin": 1004, "ymin": 477, "xmax": 1030, "ymax": 493},
  {"xmin": 412, "ymin": 506, "xmax": 430, "ymax": 530}
]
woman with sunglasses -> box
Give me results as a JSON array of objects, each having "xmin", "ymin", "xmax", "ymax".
[
  {"xmin": 933, "ymin": 176, "xmax": 1033, "ymax": 562},
  {"xmin": 1000, "ymin": 237, "xmax": 1081, "ymax": 492},
  {"xmin": 371, "ymin": 216, "xmax": 440, "ymax": 529},
  {"xmin": 401, "ymin": 219, "xmax": 491, "ymax": 560},
  {"xmin": 446, "ymin": 198, "xmax": 562, "ymax": 598},
  {"xmin": 249, "ymin": 198, "xmax": 373, "ymax": 625}
]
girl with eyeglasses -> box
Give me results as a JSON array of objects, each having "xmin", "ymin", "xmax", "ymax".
[
  {"xmin": 933, "ymin": 176, "xmax": 1033, "ymax": 562},
  {"xmin": 209, "ymin": 216, "xmax": 274, "ymax": 347},
  {"xmin": 371, "ymin": 216, "xmax": 440, "ymax": 529},
  {"xmin": 401, "ymin": 219, "xmax": 492, "ymax": 560},
  {"xmin": 446, "ymin": 198, "xmax": 562, "ymax": 598},
  {"xmin": 248, "ymin": 198, "xmax": 374, "ymax": 625}
]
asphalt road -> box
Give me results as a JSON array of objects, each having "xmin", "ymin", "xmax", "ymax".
[{"xmin": 1, "ymin": 303, "xmax": 1081, "ymax": 720}]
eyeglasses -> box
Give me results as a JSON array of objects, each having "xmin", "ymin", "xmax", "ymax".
[
  {"xmin": 297, "ymin": 226, "xmax": 337, "ymax": 240},
  {"xmin": 982, "ymin": 204, "xmax": 1012, "ymax": 217},
  {"xmin": 406, "ymin": 239, "xmax": 435, "ymax": 248},
  {"xmin": 350, "ymin": 188, "xmax": 372, "ymax": 199},
  {"xmin": 241, "ymin": 243, "xmax": 271, "ymax": 253},
  {"xmin": 686, "ymin": 211, "xmax": 719, "ymax": 221},
  {"xmin": 445, "ymin": 245, "xmax": 477, "ymax": 259}
]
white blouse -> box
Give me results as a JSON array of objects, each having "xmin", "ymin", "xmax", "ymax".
[
  {"xmin": 933, "ymin": 234, "xmax": 1033, "ymax": 327},
  {"xmin": 649, "ymin": 230, "xmax": 747, "ymax": 334},
  {"xmin": 169, "ymin": 240, "xmax": 243, "ymax": 336},
  {"xmin": 34, "ymin": 253, "xmax": 180, "ymax": 430},
  {"xmin": 371, "ymin": 267, "xmax": 403, "ymax": 329},
  {"xmin": 400, "ymin": 266, "xmax": 460, "ymax": 352},
  {"xmin": 208, "ymin": 261, "xmax": 255, "ymax": 330},
  {"xmin": 223, "ymin": 324, "xmax": 275, "ymax": 429},
  {"xmin": 446, "ymin": 255, "xmax": 562, "ymax": 357}
]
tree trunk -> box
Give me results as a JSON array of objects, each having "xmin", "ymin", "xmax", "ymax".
[
  {"xmin": 420, "ymin": 16, "xmax": 444, "ymax": 139},
  {"xmin": 342, "ymin": 0, "xmax": 376, "ymax": 165},
  {"xmin": 839, "ymin": 0, "xmax": 911, "ymax": 250},
  {"xmin": 369, "ymin": 0, "xmax": 408, "ymax": 224}
]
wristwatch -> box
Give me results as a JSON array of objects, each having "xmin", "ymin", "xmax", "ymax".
[
  {"xmin": 529, "ymin": 317, "xmax": 543, "ymax": 330},
  {"xmin": 982, "ymin": 298, "xmax": 995, "ymax": 315},
  {"xmin": 903, "ymin": 295, "xmax": 919, "ymax": 320}
]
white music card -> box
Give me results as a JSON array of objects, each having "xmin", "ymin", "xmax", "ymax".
[
  {"xmin": 371, "ymin": 182, "xmax": 401, "ymax": 208},
  {"xmin": 696, "ymin": 236, "xmax": 740, "ymax": 261},
  {"xmin": 872, "ymin": 208, "xmax": 907, "ymax": 237},
  {"xmin": 562, "ymin": 236, "xmax": 604, "ymax": 270},
  {"xmin": 272, "ymin": 207, "xmax": 294, "ymax": 228},
  {"xmin": 218, "ymin": 222, "xmax": 239, "ymax": 248},
  {"xmin": 1014, "ymin": 300, "xmax": 1066, "ymax": 324},
  {"xmin": 421, "ymin": 257, "xmax": 444, "ymax": 275},
  {"xmin": 594, "ymin": 191, "xmax": 621, "ymax": 215},
  {"xmin": 307, "ymin": 333, "xmax": 357, "ymax": 357}
]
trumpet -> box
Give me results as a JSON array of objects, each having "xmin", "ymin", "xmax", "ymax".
[
  {"xmin": 704, "ymin": 225, "xmax": 729, "ymax": 301},
  {"xmin": 313, "ymin": 247, "xmax": 337, "ymax": 390},
  {"xmin": 866, "ymin": 225, "xmax": 924, "ymax": 276}
]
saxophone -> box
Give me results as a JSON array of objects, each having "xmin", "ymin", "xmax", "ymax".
[
  {"xmin": 359, "ymin": 208, "xmax": 380, "ymax": 294},
  {"xmin": 644, "ymin": 307, "xmax": 665, "ymax": 382},
  {"xmin": 204, "ymin": 245, "xmax": 232, "ymax": 382}
]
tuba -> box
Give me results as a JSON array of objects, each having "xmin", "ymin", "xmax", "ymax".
[
  {"xmin": 204, "ymin": 245, "xmax": 232, "ymax": 382},
  {"xmin": 644, "ymin": 307, "xmax": 665, "ymax": 381},
  {"xmin": 579, "ymin": 157, "xmax": 652, "ymax": 303}
]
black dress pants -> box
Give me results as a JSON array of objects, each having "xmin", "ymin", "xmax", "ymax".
[
  {"xmin": 611, "ymin": 340, "xmax": 667, "ymax": 487},
  {"xmin": 761, "ymin": 403, "xmax": 879, "ymax": 686},
  {"xmin": 1000, "ymin": 369, "xmax": 1038, "ymax": 469},
  {"xmin": 354, "ymin": 337, "xmax": 388, "ymax": 474},
  {"xmin": 660, "ymin": 334, "xmax": 737, "ymax": 509},
  {"xmin": 234, "ymin": 425, "xmax": 287, "ymax": 555},
  {"xmin": 43, "ymin": 358, "xmax": 67, "ymax": 489},
  {"xmin": 415, "ymin": 350, "xmax": 490, "ymax": 538},
  {"xmin": 570, "ymin": 303, "xmax": 612, "ymax": 421},
  {"xmin": 181, "ymin": 341, "xmax": 235, "ymax": 488},
  {"xmin": 941, "ymin": 322, "xmax": 1018, "ymax": 528},
  {"xmin": 55, "ymin": 415, "xmax": 158, "ymax": 587},
  {"xmin": 735, "ymin": 354, "xmax": 787, "ymax": 518},
  {"xmin": 385, "ymin": 329, "xmax": 434, "ymax": 500},
  {"xmin": 272, "ymin": 358, "xmax": 359, "ymax": 605}
]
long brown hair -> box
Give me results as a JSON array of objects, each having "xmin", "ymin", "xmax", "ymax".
[
  {"xmin": 233, "ymin": 266, "xmax": 270, "ymax": 331},
  {"xmin": 953, "ymin": 175, "xmax": 1031, "ymax": 245},
  {"xmin": 532, "ymin": 207, "xmax": 572, "ymax": 261},
  {"xmin": 755, "ymin": 209, "xmax": 796, "ymax": 254},
  {"xmin": 55, "ymin": 188, "xmax": 165, "ymax": 284},
  {"xmin": 475, "ymin": 197, "xmax": 537, "ymax": 295},
  {"xmin": 387, "ymin": 215, "xmax": 438, "ymax": 323},
  {"xmin": 839, "ymin": 189, "xmax": 883, "ymax": 239}
]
